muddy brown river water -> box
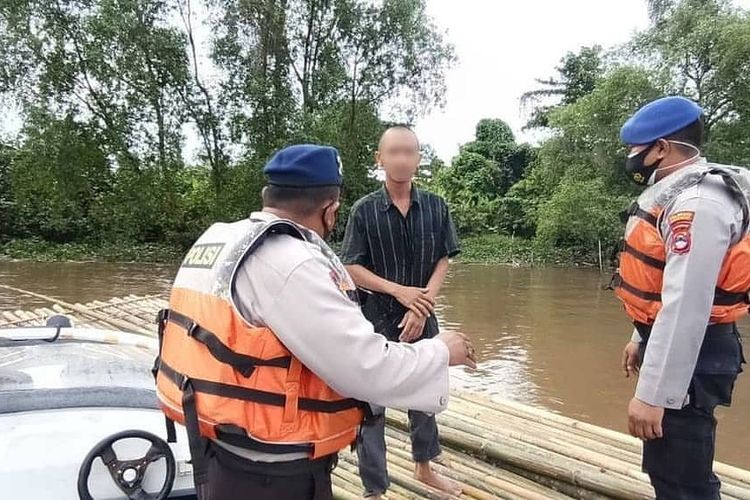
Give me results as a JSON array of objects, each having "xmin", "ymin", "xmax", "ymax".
[{"xmin": 2, "ymin": 261, "xmax": 748, "ymax": 468}]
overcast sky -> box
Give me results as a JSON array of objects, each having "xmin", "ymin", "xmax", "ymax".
[
  {"xmin": 413, "ymin": 0, "xmax": 749, "ymax": 162},
  {"xmin": 4, "ymin": 0, "xmax": 750, "ymax": 164}
]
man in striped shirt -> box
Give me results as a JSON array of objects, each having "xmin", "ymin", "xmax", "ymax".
[{"xmin": 340, "ymin": 126, "xmax": 461, "ymax": 498}]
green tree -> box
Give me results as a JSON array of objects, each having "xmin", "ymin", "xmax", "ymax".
[
  {"xmin": 0, "ymin": 0, "xmax": 455, "ymax": 255},
  {"xmin": 635, "ymin": 0, "xmax": 750, "ymax": 138},
  {"xmin": 536, "ymin": 177, "xmax": 627, "ymax": 251},
  {"xmin": 10, "ymin": 112, "xmax": 111, "ymax": 242},
  {"xmin": 0, "ymin": 143, "xmax": 16, "ymax": 238},
  {"xmin": 522, "ymin": 45, "xmax": 604, "ymax": 129},
  {"xmin": 434, "ymin": 119, "xmax": 535, "ymax": 235}
]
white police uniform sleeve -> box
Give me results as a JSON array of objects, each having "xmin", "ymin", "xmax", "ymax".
[
  {"xmin": 635, "ymin": 185, "xmax": 740, "ymax": 409},
  {"xmin": 234, "ymin": 230, "xmax": 451, "ymax": 414}
]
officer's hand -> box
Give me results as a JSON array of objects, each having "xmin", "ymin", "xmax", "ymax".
[
  {"xmin": 622, "ymin": 341, "xmax": 641, "ymax": 378},
  {"xmin": 436, "ymin": 331, "xmax": 477, "ymax": 369},
  {"xmin": 392, "ymin": 285, "xmax": 435, "ymax": 318},
  {"xmin": 627, "ymin": 397, "xmax": 664, "ymax": 441},
  {"xmin": 398, "ymin": 311, "xmax": 426, "ymax": 343}
]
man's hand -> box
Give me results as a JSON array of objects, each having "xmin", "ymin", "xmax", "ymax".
[
  {"xmin": 391, "ymin": 285, "xmax": 434, "ymax": 317},
  {"xmin": 436, "ymin": 331, "xmax": 477, "ymax": 369},
  {"xmin": 622, "ymin": 341, "xmax": 641, "ymax": 378},
  {"xmin": 399, "ymin": 310, "xmax": 426, "ymax": 343},
  {"xmin": 628, "ymin": 397, "xmax": 664, "ymax": 441}
]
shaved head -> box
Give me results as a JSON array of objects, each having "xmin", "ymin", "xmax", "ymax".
[
  {"xmin": 378, "ymin": 126, "xmax": 420, "ymax": 151},
  {"xmin": 376, "ymin": 126, "xmax": 421, "ymax": 183}
]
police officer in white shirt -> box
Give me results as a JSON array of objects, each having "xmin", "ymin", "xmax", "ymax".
[
  {"xmin": 186, "ymin": 144, "xmax": 477, "ymax": 500},
  {"xmin": 615, "ymin": 97, "xmax": 749, "ymax": 499}
]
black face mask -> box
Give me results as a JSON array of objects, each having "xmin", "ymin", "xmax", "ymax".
[{"xmin": 625, "ymin": 143, "xmax": 663, "ymax": 186}]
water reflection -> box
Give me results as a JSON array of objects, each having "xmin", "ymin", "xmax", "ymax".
[{"xmin": 440, "ymin": 264, "xmax": 750, "ymax": 468}]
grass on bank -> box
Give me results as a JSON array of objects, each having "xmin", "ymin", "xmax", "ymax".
[
  {"xmin": 1, "ymin": 235, "xmax": 604, "ymax": 267},
  {"xmin": 0, "ymin": 238, "xmax": 184, "ymax": 263}
]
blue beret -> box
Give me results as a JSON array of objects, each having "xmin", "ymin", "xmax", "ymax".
[
  {"xmin": 620, "ymin": 96, "xmax": 704, "ymax": 145},
  {"xmin": 263, "ymin": 144, "xmax": 343, "ymax": 187}
]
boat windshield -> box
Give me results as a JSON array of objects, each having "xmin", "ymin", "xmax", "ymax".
[{"xmin": 0, "ymin": 330, "xmax": 158, "ymax": 413}]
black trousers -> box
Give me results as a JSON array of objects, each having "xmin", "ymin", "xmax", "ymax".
[
  {"xmin": 203, "ymin": 443, "xmax": 336, "ymax": 500},
  {"xmin": 356, "ymin": 411, "xmax": 441, "ymax": 496},
  {"xmin": 639, "ymin": 325, "xmax": 744, "ymax": 500}
]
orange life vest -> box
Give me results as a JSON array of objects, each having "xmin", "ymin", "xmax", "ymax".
[
  {"xmin": 153, "ymin": 217, "xmax": 365, "ymax": 467},
  {"xmin": 614, "ymin": 168, "xmax": 750, "ymax": 325}
]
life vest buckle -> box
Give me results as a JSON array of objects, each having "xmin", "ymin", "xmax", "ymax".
[
  {"xmin": 605, "ymin": 272, "xmax": 622, "ymax": 291},
  {"xmin": 156, "ymin": 308, "xmax": 169, "ymax": 324},
  {"xmin": 178, "ymin": 373, "xmax": 190, "ymax": 391},
  {"xmin": 619, "ymin": 200, "xmax": 639, "ymax": 223},
  {"xmin": 186, "ymin": 321, "xmax": 200, "ymax": 338}
]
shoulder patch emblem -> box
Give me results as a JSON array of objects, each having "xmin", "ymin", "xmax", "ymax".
[
  {"xmin": 329, "ymin": 268, "xmax": 358, "ymax": 303},
  {"xmin": 668, "ymin": 211, "xmax": 695, "ymax": 226},
  {"xmin": 668, "ymin": 211, "xmax": 694, "ymax": 255}
]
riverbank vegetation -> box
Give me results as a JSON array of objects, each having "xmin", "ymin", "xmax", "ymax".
[
  {"xmin": 1, "ymin": 0, "xmax": 749, "ymax": 265},
  {"xmin": 431, "ymin": 0, "xmax": 750, "ymax": 262}
]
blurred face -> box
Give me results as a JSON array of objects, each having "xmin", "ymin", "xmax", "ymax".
[{"xmin": 376, "ymin": 129, "xmax": 421, "ymax": 183}]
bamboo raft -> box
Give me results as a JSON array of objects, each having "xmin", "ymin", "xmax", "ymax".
[{"xmin": 3, "ymin": 288, "xmax": 750, "ymax": 499}]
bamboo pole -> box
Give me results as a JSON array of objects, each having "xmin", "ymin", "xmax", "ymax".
[
  {"xmin": 90, "ymin": 300, "xmax": 148, "ymax": 329},
  {"xmin": 1, "ymin": 311, "xmax": 22, "ymax": 323},
  {"xmin": 383, "ymin": 427, "xmax": 572, "ymax": 499},
  {"xmin": 385, "ymin": 440, "xmax": 546, "ymax": 500},
  {"xmin": 0, "ymin": 285, "xmax": 152, "ymax": 335},
  {"xmin": 49, "ymin": 304, "xmax": 111, "ymax": 330},
  {"xmin": 434, "ymin": 408, "xmax": 750, "ymax": 500},
  {"xmin": 384, "ymin": 449, "xmax": 497, "ymax": 500},
  {"xmin": 331, "ymin": 484, "xmax": 359, "ymax": 500},
  {"xmin": 434, "ymin": 409, "xmax": 646, "ymax": 481},
  {"xmin": 453, "ymin": 392, "xmax": 750, "ymax": 489},
  {"xmin": 434, "ymin": 412, "xmax": 644, "ymax": 485},
  {"xmin": 339, "ymin": 450, "xmax": 448, "ymax": 499},
  {"xmin": 445, "ymin": 398, "xmax": 643, "ymax": 465},
  {"xmin": 387, "ymin": 410, "xmax": 653, "ymax": 499},
  {"xmin": 443, "ymin": 404, "xmax": 643, "ymax": 471},
  {"xmin": 108, "ymin": 296, "xmax": 159, "ymax": 324},
  {"xmin": 336, "ymin": 455, "xmax": 417, "ymax": 499},
  {"xmin": 454, "ymin": 392, "xmax": 640, "ymax": 452}
]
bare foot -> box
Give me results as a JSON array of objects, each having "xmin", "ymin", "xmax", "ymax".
[
  {"xmin": 362, "ymin": 496, "xmax": 382, "ymax": 500},
  {"xmin": 414, "ymin": 462, "xmax": 462, "ymax": 497}
]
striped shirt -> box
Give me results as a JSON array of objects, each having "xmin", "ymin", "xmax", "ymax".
[{"xmin": 340, "ymin": 185, "xmax": 460, "ymax": 340}]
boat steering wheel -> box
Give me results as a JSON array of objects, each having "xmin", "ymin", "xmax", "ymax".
[{"xmin": 77, "ymin": 430, "xmax": 176, "ymax": 500}]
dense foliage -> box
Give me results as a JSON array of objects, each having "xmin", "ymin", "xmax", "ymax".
[
  {"xmin": 0, "ymin": 0, "xmax": 454, "ymax": 249},
  {"xmin": 432, "ymin": 0, "xmax": 750, "ymax": 260},
  {"xmin": 2, "ymin": 0, "xmax": 750, "ymax": 265}
]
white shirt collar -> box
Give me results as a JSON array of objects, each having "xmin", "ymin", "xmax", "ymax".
[{"xmin": 249, "ymin": 211, "xmax": 279, "ymax": 222}]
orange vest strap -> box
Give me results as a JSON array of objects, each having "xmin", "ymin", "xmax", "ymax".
[
  {"xmin": 624, "ymin": 201, "xmax": 658, "ymax": 226},
  {"xmin": 622, "ymin": 241, "xmax": 665, "ymax": 270},
  {"xmin": 159, "ymin": 359, "xmax": 364, "ymax": 413},
  {"xmin": 282, "ymin": 358, "xmax": 304, "ymax": 427},
  {"xmin": 213, "ymin": 425, "xmax": 313, "ymax": 454},
  {"xmin": 714, "ymin": 288, "xmax": 750, "ymax": 306},
  {"xmin": 707, "ymin": 168, "xmax": 750, "ymax": 234},
  {"xmin": 181, "ymin": 380, "xmax": 209, "ymax": 489},
  {"xmin": 162, "ymin": 309, "xmax": 292, "ymax": 377},
  {"xmin": 616, "ymin": 275, "xmax": 750, "ymax": 307},
  {"xmin": 613, "ymin": 274, "xmax": 662, "ymax": 301}
]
